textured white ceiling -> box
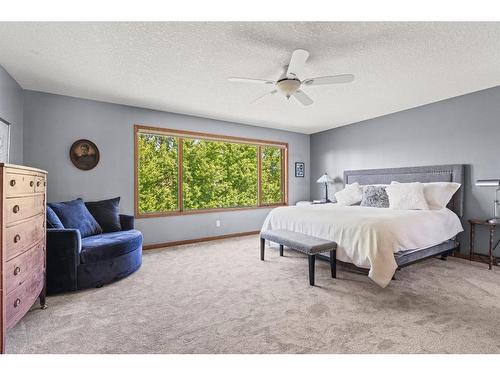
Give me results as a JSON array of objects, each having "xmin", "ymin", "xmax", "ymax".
[{"xmin": 1, "ymin": 22, "xmax": 500, "ymax": 134}]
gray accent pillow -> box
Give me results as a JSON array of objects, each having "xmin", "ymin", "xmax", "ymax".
[{"xmin": 360, "ymin": 185, "xmax": 389, "ymax": 208}]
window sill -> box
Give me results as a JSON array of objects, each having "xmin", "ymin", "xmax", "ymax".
[{"xmin": 135, "ymin": 203, "xmax": 287, "ymax": 219}]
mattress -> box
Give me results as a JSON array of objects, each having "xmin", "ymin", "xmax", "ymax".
[{"xmin": 261, "ymin": 204, "xmax": 464, "ymax": 287}]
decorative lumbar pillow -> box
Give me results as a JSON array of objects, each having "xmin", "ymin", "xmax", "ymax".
[
  {"xmin": 422, "ymin": 182, "xmax": 461, "ymax": 210},
  {"xmin": 360, "ymin": 185, "xmax": 389, "ymax": 208},
  {"xmin": 334, "ymin": 182, "xmax": 363, "ymax": 206},
  {"xmin": 385, "ymin": 182, "xmax": 429, "ymax": 210},
  {"xmin": 48, "ymin": 198, "xmax": 103, "ymax": 238},
  {"xmin": 85, "ymin": 197, "xmax": 122, "ymax": 233},
  {"xmin": 46, "ymin": 205, "xmax": 65, "ymax": 229}
]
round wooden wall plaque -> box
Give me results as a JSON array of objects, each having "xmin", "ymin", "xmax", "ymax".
[{"xmin": 69, "ymin": 139, "xmax": 100, "ymax": 170}]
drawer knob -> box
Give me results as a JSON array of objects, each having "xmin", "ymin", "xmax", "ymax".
[
  {"xmin": 37, "ymin": 181, "xmax": 41, "ymax": 187},
  {"xmin": 30, "ymin": 181, "xmax": 34, "ymax": 187},
  {"xmin": 10, "ymin": 179, "xmax": 16, "ymax": 187},
  {"xmin": 13, "ymin": 204, "xmax": 20, "ymax": 213},
  {"xmin": 14, "ymin": 234, "xmax": 21, "ymax": 243},
  {"xmin": 14, "ymin": 266, "xmax": 21, "ymax": 276},
  {"xmin": 14, "ymin": 298, "xmax": 21, "ymax": 308}
]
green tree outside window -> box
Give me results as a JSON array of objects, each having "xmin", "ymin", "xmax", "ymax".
[
  {"xmin": 137, "ymin": 134, "xmax": 178, "ymax": 213},
  {"xmin": 183, "ymin": 139, "xmax": 258, "ymax": 209},
  {"xmin": 136, "ymin": 129, "xmax": 286, "ymax": 215},
  {"xmin": 261, "ymin": 146, "xmax": 283, "ymax": 204}
]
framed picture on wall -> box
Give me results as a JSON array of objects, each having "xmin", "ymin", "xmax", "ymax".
[
  {"xmin": 295, "ymin": 162, "xmax": 305, "ymax": 177},
  {"xmin": 0, "ymin": 116, "xmax": 11, "ymax": 163},
  {"xmin": 70, "ymin": 139, "xmax": 100, "ymax": 170}
]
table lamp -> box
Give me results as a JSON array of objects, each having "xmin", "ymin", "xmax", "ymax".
[
  {"xmin": 476, "ymin": 179, "xmax": 500, "ymax": 224},
  {"xmin": 316, "ymin": 173, "xmax": 334, "ymax": 202}
]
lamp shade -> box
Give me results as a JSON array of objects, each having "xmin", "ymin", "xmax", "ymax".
[
  {"xmin": 316, "ymin": 173, "xmax": 334, "ymax": 184},
  {"xmin": 476, "ymin": 179, "xmax": 500, "ymax": 187}
]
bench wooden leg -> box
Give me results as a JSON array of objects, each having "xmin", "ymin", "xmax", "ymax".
[
  {"xmin": 330, "ymin": 249, "xmax": 336, "ymax": 278},
  {"xmin": 279, "ymin": 244, "xmax": 284, "ymax": 256},
  {"xmin": 260, "ymin": 237, "xmax": 265, "ymax": 261},
  {"xmin": 308, "ymin": 254, "xmax": 316, "ymax": 286}
]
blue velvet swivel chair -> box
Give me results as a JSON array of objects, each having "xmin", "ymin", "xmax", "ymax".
[{"xmin": 46, "ymin": 198, "xmax": 143, "ymax": 294}]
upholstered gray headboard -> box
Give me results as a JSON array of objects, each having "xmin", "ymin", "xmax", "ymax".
[{"xmin": 344, "ymin": 164, "xmax": 465, "ymax": 217}]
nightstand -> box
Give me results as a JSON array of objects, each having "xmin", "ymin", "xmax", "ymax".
[
  {"xmin": 296, "ymin": 201, "xmax": 330, "ymax": 206},
  {"xmin": 469, "ymin": 219, "xmax": 499, "ymax": 270}
]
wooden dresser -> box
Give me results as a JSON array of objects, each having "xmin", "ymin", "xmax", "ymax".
[{"xmin": 0, "ymin": 164, "xmax": 47, "ymax": 353}]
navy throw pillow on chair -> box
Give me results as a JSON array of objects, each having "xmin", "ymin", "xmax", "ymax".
[
  {"xmin": 46, "ymin": 205, "xmax": 65, "ymax": 229},
  {"xmin": 48, "ymin": 198, "xmax": 102, "ymax": 238},
  {"xmin": 85, "ymin": 197, "xmax": 122, "ymax": 233}
]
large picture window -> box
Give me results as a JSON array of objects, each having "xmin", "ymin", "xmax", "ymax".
[{"xmin": 134, "ymin": 125, "xmax": 288, "ymax": 217}]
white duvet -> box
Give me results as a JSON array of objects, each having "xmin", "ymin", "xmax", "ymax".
[{"xmin": 261, "ymin": 204, "xmax": 464, "ymax": 287}]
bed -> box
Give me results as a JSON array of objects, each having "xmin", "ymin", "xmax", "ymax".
[{"xmin": 261, "ymin": 164, "xmax": 465, "ymax": 287}]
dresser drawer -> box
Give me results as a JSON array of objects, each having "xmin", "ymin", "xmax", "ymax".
[
  {"xmin": 6, "ymin": 267, "xmax": 44, "ymax": 330},
  {"xmin": 5, "ymin": 214, "xmax": 45, "ymax": 261},
  {"xmin": 5, "ymin": 172, "xmax": 37, "ymax": 197},
  {"xmin": 6, "ymin": 195, "xmax": 45, "ymax": 225},
  {"xmin": 34, "ymin": 175, "xmax": 46, "ymax": 193},
  {"xmin": 5, "ymin": 241, "xmax": 45, "ymax": 294}
]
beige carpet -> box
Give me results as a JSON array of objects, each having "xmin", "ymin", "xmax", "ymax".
[{"xmin": 6, "ymin": 234, "xmax": 500, "ymax": 353}]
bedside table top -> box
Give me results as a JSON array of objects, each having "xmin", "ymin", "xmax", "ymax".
[
  {"xmin": 296, "ymin": 201, "xmax": 331, "ymax": 206},
  {"xmin": 296, "ymin": 201, "xmax": 313, "ymax": 206},
  {"xmin": 469, "ymin": 219, "xmax": 497, "ymax": 226}
]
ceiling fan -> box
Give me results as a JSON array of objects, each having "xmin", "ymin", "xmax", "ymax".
[{"xmin": 228, "ymin": 49, "xmax": 354, "ymax": 106}]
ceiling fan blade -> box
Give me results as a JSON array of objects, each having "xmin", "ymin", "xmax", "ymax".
[
  {"xmin": 228, "ymin": 77, "xmax": 275, "ymax": 85},
  {"xmin": 286, "ymin": 49, "xmax": 309, "ymax": 79},
  {"xmin": 293, "ymin": 90, "xmax": 313, "ymax": 106},
  {"xmin": 303, "ymin": 74, "xmax": 355, "ymax": 86},
  {"xmin": 251, "ymin": 89, "xmax": 277, "ymax": 104}
]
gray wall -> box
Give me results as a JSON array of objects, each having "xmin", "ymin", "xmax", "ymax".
[
  {"xmin": 0, "ymin": 65, "xmax": 23, "ymax": 164},
  {"xmin": 17, "ymin": 70, "xmax": 500, "ymax": 254},
  {"xmin": 310, "ymin": 85, "xmax": 500, "ymax": 255},
  {"xmin": 23, "ymin": 91, "xmax": 310, "ymax": 245}
]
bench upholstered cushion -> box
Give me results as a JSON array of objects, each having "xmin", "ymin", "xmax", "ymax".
[{"xmin": 260, "ymin": 229, "xmax": 336, "ymax": 255}]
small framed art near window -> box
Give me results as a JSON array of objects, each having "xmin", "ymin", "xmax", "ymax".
[{"xmin": 295, "ymin": 162, "xmax": 305, "ymax": 177}]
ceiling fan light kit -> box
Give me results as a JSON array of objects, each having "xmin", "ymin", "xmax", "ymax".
[
  {"xmin": 228, "ymin": 49, "xmax": 355, "ymax": 106},
  {"xmin": 276, "ymin": 78, "xmax": 301, "ymax": 98}
]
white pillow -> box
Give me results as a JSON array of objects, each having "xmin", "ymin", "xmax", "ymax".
[
  {"xmin": 391, "ymin": 181, "xmax": 461, "ymax": 210},
  {"xmin": 385, "ymin": 182, "xmax": 429, "ymax": 210},
  {"xmin": 334, "ymin": 182, "xmax": 363, "ymax": 206},
  {"xmin": 422, "ymin": 182, "xmax": 461, "ymax": 210}
]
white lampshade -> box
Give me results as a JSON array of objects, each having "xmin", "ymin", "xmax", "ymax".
[{"xmin": 316, "ymin": 173, "xmax": 334, "ymax": 184}]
